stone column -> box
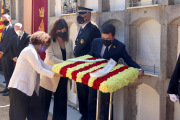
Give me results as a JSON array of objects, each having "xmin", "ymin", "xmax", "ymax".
[
  {"xmin": 50, "ymin": 0, "xmax": 55, "ymax": 17},
  {"xmin": 98, "ymin": 0, "xmax": 102, "ymax": 12},
  {"xmin": 10, "ymin": 0, "xmax": 16, "ymax": 20},
  {"xmin": 125, "ymin": 0, "xmax": 130, "ymax": 9},
  {"xmin": 17, "ymin": 0, "xmax": 24, "ymax": 24},
  {"xmin": 124, "ymin": 86, "xmax": 137, "ymax": 120},
  {"xmin": 166, "ymin": 24, "xmax": 178, "ymax": 78},
  {"xmin": 166, "ymin": 96, "xmax": 174, "ymax": 120},
  {"xmin": 129, "ymin": 26, "xmax": 138, "ymax": 61},
  {"xmin": 102, "ymin": 0, "xmax": 110, "ymax": 12},
  {"xmin": 77, "ymin": 0, "xmax": 85, "ymax": 7},
  {"xmin": 160, "ymin": 95, "xmax": 167, "ymax": 120},
  {"xmin": 162, "ymin": 0, "xmax": 169, "ymax": 5},
  {"xmin": 168, "ymin": 0, "xmax": 174, "ymax": 5},
  {"xmin": 160, "ymin": 24, "xmax": 168, "ymax": 78},
  {"xmin": 124, "ymin": 25, "xmax": 129, "ymax": 53}
]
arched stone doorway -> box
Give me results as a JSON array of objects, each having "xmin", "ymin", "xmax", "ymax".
[
  {"xmin": 129, "ymin": 17, "xmax": 161, "ymax": 75},
  {"xmin": 68, "ymin": 22, "xmax": 78, "ymax": 47},
  {"xmin": 102, "ymin": 19, "xmax": 124, "ymax": 43},
  {"xmin": 136, "ymin": 84, "xmax": 160, "ymax": 120}
]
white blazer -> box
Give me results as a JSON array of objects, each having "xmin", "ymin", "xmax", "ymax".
[
  {"xmin": 40, "ymin": 38, "xmax": 74, "ymax": 92},
  {"xmin": 8, "ymin": 44, "xmax": 54, "ymax": 96}
]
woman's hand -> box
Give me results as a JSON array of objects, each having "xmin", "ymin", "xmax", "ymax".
[{"xmin": 54, "ymin": 73, "xmax": 63, "ymax": 77}]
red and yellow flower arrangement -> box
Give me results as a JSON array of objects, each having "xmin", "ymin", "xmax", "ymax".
[{"xmin": 52, "ymin": 55, "xmax": 139, "ymax": 93}]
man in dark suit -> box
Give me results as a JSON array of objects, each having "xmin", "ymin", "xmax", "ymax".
[
  {"xmin": 74, "ymin": 7, "xmax": 101, "ymax": 120},
  {"xmin": 167, "ymin": 54, "xmax": 180, "ymax": 102},
  {"xmin": 88, "ymin": 24, "xmax": 144, "ymax": 120},
  {"xmin": 9, "ymin": 23, "xmax": 30, "ymax": 67},
  {"xmin": 0, "ymin": 14, "xmax": 16, "ymax": 96}
]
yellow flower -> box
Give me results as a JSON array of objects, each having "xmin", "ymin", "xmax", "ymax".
[
  {"xmin": 53, "ymin": 55, "xmax": 140, "ymax": 93},
  {"xmin": 66, "ymin": 62, "xmax": 94, "ymax": 79},
  {"xmin": 52, "ymin": 55, "xmax": 92, "ymax": 73},
  {"xmin": 88, "ymin": 64, "xmax": 124, "ymax": 87},
  {"xmin": 99, "ymin": 67, "xmax": 139, "ymax": 93},
  {"xmin": 77, "ymin": 63, "xmax": 107, "ymax": 83}
]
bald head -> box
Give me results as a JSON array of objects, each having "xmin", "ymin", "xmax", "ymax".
[{"xmin": 14, "ymin": 23, "xmax": 24, "ymax": 36}]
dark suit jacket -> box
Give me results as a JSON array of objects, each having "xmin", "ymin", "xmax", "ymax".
[
  {"xmin": 89, "ymin": 38, "xmax": 141, "ymax": 69},
  {"xmin": 167, "ymin": 54, "xmax": 180, "ymax": 95},
  {"xmin": 0, "ymin": 25, "xmax": 16, "ymax": 57},
  {"xmin": 9, "ymin": 32, "xmax": 30, "ymax": 64},
  {"xmin": 74, "ymin": 22, "xmax": 101, "ymax": 57}
]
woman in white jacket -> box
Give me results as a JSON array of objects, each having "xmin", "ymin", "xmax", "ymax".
[
  {"xmin": 39, "ymin": 19, "xmax": 74, "ymax": 120},
  {"xmin": 8, "ymin": 31, "xmax": 62, "ymax": 120}
]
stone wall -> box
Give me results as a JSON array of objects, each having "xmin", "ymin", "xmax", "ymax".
[{"xmin": 16, "ymin": 0, "xmax": 180, "ymax": 119}]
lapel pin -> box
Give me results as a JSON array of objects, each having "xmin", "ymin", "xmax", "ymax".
[
  {"xmin": 80, "ymin": 39, "xmax": 84, "ymax": 44},
  {"xmin": 113, "ymin": 46, "xmax": 116, "ymax": 48}
]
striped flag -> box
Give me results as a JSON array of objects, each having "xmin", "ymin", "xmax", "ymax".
[
  {"xmin": 38, "ymin": 19, "xmax": 45, "ymax": 32},
  {"xmin": 0, "ymin": 1, "xmax": 5, "ymax": 41}
]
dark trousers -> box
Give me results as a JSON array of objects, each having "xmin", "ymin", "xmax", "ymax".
[
  {"xmin": 9, "ymin": 88, "xmax": 44, "ymax": 120},
  {"xmin": 39, "ymin": 77, "xmax": 68, "ymax": 120},
  {"xmin": 1, "ymin": 56, "xmax": 14, "ymax": 88},
  {"xmin": 76, "ymin": 83, "xmax": 89, "ymax": 118},
  {"xmin": 88, "ymin": 87, "xmax": 113, "ymax": 120}
]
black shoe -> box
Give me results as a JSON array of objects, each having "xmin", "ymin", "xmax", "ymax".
[
  {"xmin": 3, "ymin": 92, "xmax": 9, "ymax": 96},
  {"xmin": 0, "ymin": 88, "xmax": 8, "ymax": 93},
  {"xmin": 3, "ymin": 81, "xmax": 6, "ymax": 83}
]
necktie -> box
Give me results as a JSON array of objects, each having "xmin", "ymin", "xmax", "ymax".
[
  {"xmin": 103, "ymin": 46, "xmax": 109, "ymax": 59},
  {"xmin": 17, "ymin": 36, "xmax": 21, "ymax": 47},
  {"xmin": 77, "ymin": 27, "xmax": 83, "ymax": 38},
  {"xmin": 2, "ymin": 29, "xmax": 6, "ymax": 39}
]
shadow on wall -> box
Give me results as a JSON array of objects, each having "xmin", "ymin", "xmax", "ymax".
[{"xmin": 102, "ymin": 19, "xmax": 124, "ymax": 43}]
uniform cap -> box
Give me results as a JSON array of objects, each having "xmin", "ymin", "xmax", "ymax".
[{"xmin": 77, "ymin": 6, "xmax": 93, "ymax": 15}]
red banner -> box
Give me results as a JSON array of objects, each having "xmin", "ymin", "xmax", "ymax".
[{"xmin": 32, "ymin": 0, "xmax": 48, "ymax": 60}]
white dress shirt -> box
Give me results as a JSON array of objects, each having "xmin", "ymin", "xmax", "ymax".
[
  {"xmin": 5, "ymin": 23, "xmax": 12, "ymax": 30},
  {"xmin": 82, "ymin": 22, "xmax": 90, "ymax": 29},
  {"xmin": 77, "ymin": 22, "xmax": 90, "ymax": 35},
  {"xmin": 18, "ymin": 31, "xmax": 25, "ymax": 40},
  {"xmin": 74, "ymin": 22, "xmax": 90, "ymax": 50}
]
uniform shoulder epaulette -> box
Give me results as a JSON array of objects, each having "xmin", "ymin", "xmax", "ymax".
[{"xmin": 91, "ymin": 24, "xmax": 97, "ymax": 28}]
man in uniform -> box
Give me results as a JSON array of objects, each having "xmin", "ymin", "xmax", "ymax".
[{"xmin": 74, "ymin": 6, "xmax": 101, "ymax": 120}]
